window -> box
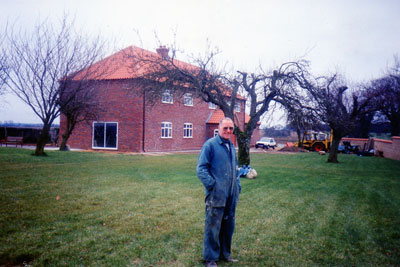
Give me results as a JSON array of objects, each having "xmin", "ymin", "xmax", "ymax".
[
  {"xmin": 184, "ymin": 123, "xmax": 193, "ymax": 138},
  {"xmin": 93, "ymin": 122, "xmax": 118, "ymax": 149},
  {"xmin": 235, "ymin": 102, "xmax": 241, "ymax": 112},
  {"xmin": 184, "ymin": 93, "xmax": 193, "ymax": 106},
  {"xmin": 161, "ymin": 122, "xmax": 172, "ymax": 138},
  {"xmin": 214, "ymin": 129, "xmax": 219, "ymax": 137},
  {"xmin": 162, "ymin": 90, "xmax": 173, "ymax": 104},
  {"xmin": 209, "ymin": 102, "xmax": 217, "ymax": 109}
]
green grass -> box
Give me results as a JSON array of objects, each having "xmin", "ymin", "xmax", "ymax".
[{"xmin": 1, "ymin": 148, "xmax": 400, "ymax": 266}]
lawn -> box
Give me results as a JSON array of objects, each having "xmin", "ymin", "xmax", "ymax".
[{"xmin": 0, "ymin": 148, "xmax": 400, "ymax": 266}]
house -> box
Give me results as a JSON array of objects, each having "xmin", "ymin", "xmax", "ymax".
[{"xmin": 60, "ymin": 46, "xmax": 260, "ymax": 152}]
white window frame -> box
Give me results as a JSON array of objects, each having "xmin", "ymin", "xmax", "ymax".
[
  {"xmin": 183, "ymin": 123, "xmax": 193, "ymax": 138},
  {"xmin": 162, "ymin": 90, "xmax": 173, "ymax": 104},
  {"xmin": 214, "ymin": 129, "xmax": 219, "ymax": 137},
  {"xmin": 209, "ymin": 102, "xmax": 217, "ymax": 109},
  {"xmin": 235, "ymin": 102, "xmax": 241, "ymax": 112},
  {"xmin": 161, "ymin": 122, "xmax": 172, "ymax": 138},
  {"xmin": 184, "ymin": 93, "xmax": 193, "ymax": 106},
  {"xmin": 92, "ymin": 122, "xmax": 118, "ymax": 150}
]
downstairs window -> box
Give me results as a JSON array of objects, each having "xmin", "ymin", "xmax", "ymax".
[{"xmin": 93, "ymin": 122, "xmax": 118, "ymax": 149}]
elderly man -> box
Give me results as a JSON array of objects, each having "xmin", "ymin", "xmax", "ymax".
[{"xmin": 197, "ymin": 117, "xmax": 241, "ymax": 267}]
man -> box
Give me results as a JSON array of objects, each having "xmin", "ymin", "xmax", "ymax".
[{"xmin": 197, "ymin": 117, "xmax": 241, "ymax": 267}]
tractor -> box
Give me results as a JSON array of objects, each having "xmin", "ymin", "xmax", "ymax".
[{"xmin": 294, "ymin": 131, "xmax": 332, "ymax": 152}]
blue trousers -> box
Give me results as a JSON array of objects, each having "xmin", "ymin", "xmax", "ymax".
[{"xmin": 203, "ymin": 194, "xmax": 237, "ymax": 261}]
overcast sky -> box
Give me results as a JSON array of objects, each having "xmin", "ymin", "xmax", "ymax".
[{"xmin": 1, "ymin": 0, "xmax": 400, "ymax": 125}]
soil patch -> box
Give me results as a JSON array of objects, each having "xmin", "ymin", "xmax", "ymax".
[{"xmin": 279, "ymin": 146, "xmax": 309, "ymax": 153}]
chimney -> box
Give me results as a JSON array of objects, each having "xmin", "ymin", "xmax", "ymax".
[{"xmin": 156, "ymin": 45, "xmax": 169, "ymax": 59}]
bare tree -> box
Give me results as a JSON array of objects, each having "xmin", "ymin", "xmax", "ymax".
[
  {"xmin": 351, "ymin": 109, "xmax": 374, "ymax": 138},
  {"xmin": 368, "ymin": 57, "xmax": 400, "ymax": 136},
  {"xmin": 232, "ymin": 62, "xmax": 308, "ymax": 165},
  {"xmin": 0, "ymin": 15, "xmax": 108, "ymax": 155},
  {"xmin": 296, "ymin": 74, "xmax": 373, "ymax": 163},
  {"xmin": 0, "ymin": 55, "xmax": 6, "ymax": 98},
  {"xmin": 58, "ymin": 81, "xmax": 104, "ymax": 151},
  {"xmin": 285, "ymin": 100, "xmax": 322, "ymax": 146},
  {"xmin": 0, "ymin": 31, "xmax": 7, "ymax": 97},
  {"xmin": 127, "ymin": 44, "xmax": 308, "ymax": 165}
]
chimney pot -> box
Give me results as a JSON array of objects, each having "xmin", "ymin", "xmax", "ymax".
[{"xmin": 156, "ymin": 45, "xmax": 169, "ymax": 59}]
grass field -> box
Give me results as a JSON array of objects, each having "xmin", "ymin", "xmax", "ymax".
[{"xmin": 1, "ymin": 148, "xmax": 400, "ymax": 266}]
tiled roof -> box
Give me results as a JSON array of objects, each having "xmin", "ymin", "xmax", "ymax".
[
  {"xmin": 207, "ymin": 109, "xmax": 259, "ymax": 125},
  {"xmin": 72, "ymin": 46, "xmax": 196, "ymax": 81},
  {"xmin": 71, "ymin": 45, "xmax": 246, "ymax": 101},
  {"xmin": 207, "ymin": 109, "xmax": 225, "ymax": 124}
]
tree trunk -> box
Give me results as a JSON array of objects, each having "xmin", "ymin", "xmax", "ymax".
[
  {"xmin": 59, "ymin": 114, "xmax": 76, "ymax": 151},
  {"xmin": 59, "ymin": 125, "xmax": 72, "ymax": 151},
  {"xmin": 59, "ymin": 134, "xmax": 69, "ymax": 151},
  {"xmin": 236, "ymin": 130, "xmax": 251, "ymax": 166},
  {"xmin": 35, "ymin": 124, "xmax": 51, "ymax": 156},
  {"xmin": 327, "ymin": 135, "xmax": 341, "ymax": 163},
  {"xmin": 296, "ymin": 127, "xmax": 303, "ymax": 147}
]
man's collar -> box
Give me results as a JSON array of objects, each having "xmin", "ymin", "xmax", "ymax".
[{"xmin": 217, "ymin": 134, "xmax": 231, "ymax": 144}]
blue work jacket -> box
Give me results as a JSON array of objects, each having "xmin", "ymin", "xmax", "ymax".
[{"xmin": 196, "ymin": 135, "xmax": 241, "ymax": 207}]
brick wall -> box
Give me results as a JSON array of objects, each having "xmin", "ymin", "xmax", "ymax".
[
  {"xmin": 374, "ymin": 137, "xmax": 400, "ymax": 161},
  {"xmin": 143, "ymin": 94, "xmax": 212, "ymax": 152},
  {"xmin": 250, "ymin": 127, "xmax": 260, "ymax": 146},
  {"xmin": 143, "ymin": 96, "xmax": 248, "ymax": 151},
  {"xmin": 62, "ymin": 80, "xmax": 144, "ymax": 152},
  {"xmin": 61, "ymin": 79, "xmax": 252, "ymax": 153},
  {"xmin": 206, "ymin": 124, "xmax": 219, "ymax": 139},
  {"xmin": 341, "ymin": 136, "xmax": 400, "ymax": 161}
]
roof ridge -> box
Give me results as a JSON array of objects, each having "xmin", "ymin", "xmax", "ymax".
[{"xmin": 72, "ymin": 45, "xmax": 198, "ymax": 81}]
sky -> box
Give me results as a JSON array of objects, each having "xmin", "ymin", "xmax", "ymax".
[{"xmin": 1, "ymin": 0, "xmax": 400, "ymax": 125}]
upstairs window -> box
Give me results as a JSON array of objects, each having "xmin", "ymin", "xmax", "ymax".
[
  {"xmin": 161, "ymin": 122, "xmax": 172, "ymax": 138},
  {"xmin": 162, "ymin": 90, "xmax": 173, "ymax": 104},
  {"xmin": 184, "ymin": 123, "xmax": 193, "ymax": 138},
  {"xmin": 93, "ymin": 122, "xmax": 118, "ymax": 149},
  {"xmin": 184, "ymin": 93, "xmax": 193, "ymax": 106},
  {"xmin": 235, "ymin": 102, "xmax": 241, "ymax": 112}
]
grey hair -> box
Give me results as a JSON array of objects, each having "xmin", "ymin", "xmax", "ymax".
[{"xmin": 219, "ymin": 117, "xmax": 234, "ymax": 127}]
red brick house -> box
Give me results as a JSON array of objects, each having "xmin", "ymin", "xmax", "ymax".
[{"xmin": 60, "ymin": 46, "xmax": 260, "ymax": 152}]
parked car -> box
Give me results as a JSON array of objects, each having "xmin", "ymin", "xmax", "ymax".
[{"xmin": 255, "ymin": 137, "xmax": 277, "ymax": 149}]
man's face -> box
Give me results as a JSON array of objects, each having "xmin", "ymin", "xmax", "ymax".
[{"xmin": 219, "ymin": 119, "xmax": 234, "ymax": 140}]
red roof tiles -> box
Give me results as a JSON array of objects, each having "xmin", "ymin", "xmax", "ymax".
[
  {"xmin": 72, "ymin": 45, "xmax": 246, "ymax": 101},
  {"xmin": 207, "ymin": 109, "xmax": 257, "ymax": 125},
  {"xmin": 207, "ymin": 109, "xmax": 225, "ymax": 124},
  {"xmin": 73, "ymin": 46, "xmax": 196, "ymax": 81}
]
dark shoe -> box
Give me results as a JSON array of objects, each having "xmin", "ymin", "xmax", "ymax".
[
  {"xmin": 204, "ymin": 261, "xmax": 218, "ymax": 267},
  {"xmin": 221, "ymin": 257, "xmax": 239, "ymax": 263}
]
